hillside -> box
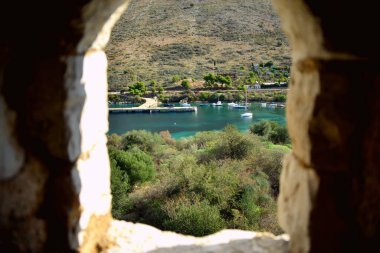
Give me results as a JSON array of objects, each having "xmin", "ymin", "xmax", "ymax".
[{"xmin": 106, "ymin": 0, "xmax": 290, "ymax": 90}]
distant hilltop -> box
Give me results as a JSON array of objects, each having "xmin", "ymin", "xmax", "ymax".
[{"xmin": 106, "ymin": 0, "xmax": 290, "ymax": 90}]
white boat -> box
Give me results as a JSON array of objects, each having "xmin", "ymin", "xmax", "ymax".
[
  {"xmin": 212, "ymin": 94, "xmax": 223, "ymax": 106},
  {"xmin": 233, "ymin": 104, "xmax": 247, "ymax": 109},
  {"xmin": 241, "ymin": 112, "xmax": 253, "ymax": 118},
  {"xmin": 240, "ymin": 90, "xmax": 253, "ymax": 118},
  {"xmin": 261, "ymin": 103, "xmax": 267, "ymax": 108},
  {"xmin": 268, "ymin": 103, "xmax": 277, "ymax": 109},
  {"xmin": 179, "ymin": 98, "xmax": 191, "ymax": 107},
  {"xmin": 212, "ymin": 101, "xmax": 223, "ymax": 106},
  {"xmin": 228, "ymin": 102, "xmax": 237, "ymax": 107}
]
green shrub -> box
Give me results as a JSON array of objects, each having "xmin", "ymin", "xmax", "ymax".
[
  {"xmin": 252, "ymin": 147, "xmax": 288, "ymax": 196},
  {"xmin": 203, "ymin": 73, "xmax": 217, "ymax": 88},
  {"xmin": 163, "ymin": 196, "xmax": 225, "ymax": 236},
  {"xmin": 239, "ymin": 172, "xmax": 270, "ymax": 219},
  {"xmin": 237, "ymin": 84, "xmax": 247, "ymax": 91},
  {"xmin": 137, "ymin": 200, "xmax": 169, "ymax": 228},
  {"xmin": 268, "ymin": 126, "xmax": 289, "ymax": 144},
  {"xmin": 150, "ymin": 80, "xmax": 157, "ymax": 93},
  {"xmin": 191, "ymin": 131, "xmax": 219, "ymax": 149},
  {"xmin": 110, "ymin": 147, "xmax": 155, "ymax": 185},
  {"xmin": 250, "ymin": 121, "xmax": 290, "ymax": 144},
  {"xmin": 158, "ymin": 85, "xmax": 164, "ymax": 94},
  {"xmin": 162, "ymin": 155, "xmax": 240, "ymax": 209},
  {"xmin": 108, "ymin": 94, "xmax": 122, "ymax": 103},
  {"xmin": 128, "ymin": 81, "xmax": 147, "ymax": 96},
  {"xmin": 198, "ymin": 92, "xmax": 210, "ymax": 101},
  {"xmin": 107, "ymin": 134, "xmax": 123, "ymax": 149},
  {"xmin": 122, "ymin": 130, "xmax": 164, "ymax": 153},
  {"xmin": 158, "ymin": 94, "xmax": 168, "ymax": 103},
  {"xmin": 171, "ymin": 75, "xmax": 181, "ymax": 83},
  {"xmin": 273, "ymin": 94, "xmax": 286, "ymax": 102},
  {"xmin": 110, "ymin": 158, "xmax": 131, "ymax": 219},
  {"xmin": 211, "ymin": 125, "xmax": 253, "ymax": 160},
  {"xmin": 216, "ymin": 75, "xmax": 232, "ymax": 88},
  {"xmin": 250, "ymin": 121, "xmax": 274, "ymax": 136},
  {"xmin": 181, "ymin": 80, "xmax": 191, "ymax": 89},
  {"xmin": 166, "ymin": 154, "xmax": 199, "ymax": 181},
  {"xmin": 192, "ymin": 161, "xmax": 242, "ymax": 208}
]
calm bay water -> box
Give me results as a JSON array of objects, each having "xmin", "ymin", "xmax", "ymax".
[{"xmin": 108, "ymin": 103, "xmax": 286, "ymax": 139}]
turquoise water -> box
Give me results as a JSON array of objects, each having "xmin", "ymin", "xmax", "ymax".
[{"xmin": 108, "ymin": 103, "xmax": 286, "ymax": 139}]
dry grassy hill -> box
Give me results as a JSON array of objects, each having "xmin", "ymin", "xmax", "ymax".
[{"xmin": 106, "ymin": 0, "xmax": 290, "ymax": 90}]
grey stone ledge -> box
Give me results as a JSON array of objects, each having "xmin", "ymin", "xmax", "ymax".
[{"xmin": 106, "ymin": 220, "xmax": 289, "ymax": 253}]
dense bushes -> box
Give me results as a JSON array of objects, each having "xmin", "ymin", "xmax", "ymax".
[
  {"xmin": 108, "ymin": 124, "xmax": 290, "ymax": 236},
  {"xmin": 163, "ymin": 196, "xmax": 225, "ymax": 236},
  {"xmin": 109, "ymin": 147, "xmax": 155, "ymax": 185},
  {"xmin": 250, "ymin": 120, "xmax": 290, "ymax": 145},
  {"xmin": 110, "ymin": 158, "xmax": 131, "ymax": 219},
  {"xmin": 128, "ymin": 81, "xmax": 147, "ymax": 96},
  {"xmin": 252, "ymin": 146, "xmax": 288, "ymax": 196},
  {"xmin": 273, "ymin": 94, "xmax": 286, "ymax": 102},
  {"xmin": 203, "ymin": 73, "xmax": 232, "ymax": 88},
  {"xmin": 122, "ymin": 130, "xmax": 164, "ymax": 152},
  {"xmin": 248, "ymin": 121, "xmax": 290, "ymax": 196},
  {"xmin": 181, "ymin": 80, "xmax": 191, "ymax": 89},
  {"xmin": 210, "ymin": 125, "xmax": 253, "ymax": 160}
]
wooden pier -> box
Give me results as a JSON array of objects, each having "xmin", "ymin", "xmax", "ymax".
[{"xmin": 109, "ymin": 106, "xmax": 197, "ymax": 113}]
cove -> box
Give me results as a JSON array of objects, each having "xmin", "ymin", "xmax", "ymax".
[{"xmin": 108, "ymin": 102, "xmax": 286, "ymax": 139}]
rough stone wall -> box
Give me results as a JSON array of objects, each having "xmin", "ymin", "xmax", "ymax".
[
  {"xmin": 0, "ymin": 1, "xmax": 129, "ymax": 252},
  {"xmin": 105, "ymin": 221, "xmax": 289, "ymax": 253},
  {"xmin": 273, "ymin": 0, "xmax": 380, "ymax": 252}
]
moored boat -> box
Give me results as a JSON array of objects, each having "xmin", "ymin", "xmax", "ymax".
[
  {"xmin": 233, "ymin": 104, "xmax": 247, "ymax": 109},
  {"xmin": 212, "ymin": 101, "xmax": 223, "ymax": 106},
  {"xmin": 240, "ymin": 90, "xmax": 253, "ymax": 118},
  {"xmin": 241, "ymin": 112, "xmax": 253, "ymax": 118}
]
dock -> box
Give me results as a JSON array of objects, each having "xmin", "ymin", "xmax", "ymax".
[
  {"xmin": 109, "ymin": 97, "xmax": 197, "ymax": 113},
  {"xmin": 109, "ymin": 106, "xmax": 197, "ymax": 113}
]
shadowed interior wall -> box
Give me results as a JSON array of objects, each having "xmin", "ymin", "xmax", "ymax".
[
  {"xmin": 274, "ymin": 0, "xmax": 380, "ymax": 252},
  {"xmin": 0, "ymin": 1, "xmax": 129, "ymax": 252}
]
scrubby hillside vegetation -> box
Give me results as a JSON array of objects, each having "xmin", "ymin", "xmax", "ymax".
[
  {"xmin": 108, "ymin": 121, "xmax": 290, "ymax": 236},
  {"xmin": 106, "ymin": 0, "xmax": 290, "ymax": 89}
]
